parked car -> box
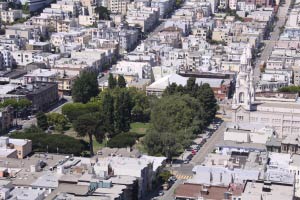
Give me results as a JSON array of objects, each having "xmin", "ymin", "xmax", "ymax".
[
  {"xmin": 158, "ymin": 190, "xmax": 164, "ymax": 196},
  {"xmin": 169, "ymin": 176, "xmax": 177, "ymax": 182},
  {"xmin": 16, "ymin": 125, "xmax": 23, "ymax": 130}
]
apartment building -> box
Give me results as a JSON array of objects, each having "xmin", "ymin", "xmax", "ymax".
[{"xmin": 0, "ymin": 9, "xmax": 22, "ymax": 24}]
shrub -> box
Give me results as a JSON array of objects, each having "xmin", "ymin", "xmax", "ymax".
[
  {"xmin": 10, "ymin": 126, "xmax": 87, "ymax": 155},
  {"xmin": 107, "ymin": 132, "xmax": 141, "ymax": 148}
]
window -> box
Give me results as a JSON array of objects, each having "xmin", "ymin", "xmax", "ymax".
[{"xmin": 237, "ymin": 116, "xmax": 244, "ymax": 121}]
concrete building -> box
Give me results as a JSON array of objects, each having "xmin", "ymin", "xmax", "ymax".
[
  {"xmin": 0, "ymin": 9, "xmax": 22, "ymax": 24},
  {"xmin": 8, "ymin": 82, "xmax": 59, "ymax": 112},
  {"xmin": 126, "ymin": 5, "xmax": 159, "ymax": 32},
  {"xmin": 24, "ymin": 69, "xmax": 58, "ymax": 84},
  {"xmin": 0, "ymin": 137, "xmax": 32, "ymax": 159},
  {"xmin": 107, "ymin": 0, "xmax": 130, "ymax": 14},
  {"xmin": 241, "ymin": 180, "xmax": 294, "ymax": 200}
]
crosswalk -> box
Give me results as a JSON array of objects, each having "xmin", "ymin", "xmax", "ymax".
[{"xmin": 172, "ymin": 171, "xmax": 193, "ymax": 180}]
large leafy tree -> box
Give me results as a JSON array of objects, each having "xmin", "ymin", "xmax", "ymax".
[
  {"xmin": 72, "ymin": 71, "xmax": 99, "ymax": 103},
  {"xmin": 73, "ymin": 113, "xmax": 103, "ymax": 156},
  {"xmin": 144, "ymin": 94, "xmax": 202, "ymax": 158},
  {"xmin": 47, "ymin": 113, "xmax": 68, "ymax": 133},
  {"xmin": 36, "ymin": 112, "xmax": 48, "ymax": 130}
]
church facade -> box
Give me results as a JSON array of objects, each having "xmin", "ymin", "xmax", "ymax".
[{"xmin": 231, "ymin": 44, "xmax": 300, "ymax": 138}]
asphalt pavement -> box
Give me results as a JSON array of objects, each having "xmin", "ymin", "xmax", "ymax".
[{"xmin": 254, "ymin": 0, "xmax": 291, "ymax": 79}]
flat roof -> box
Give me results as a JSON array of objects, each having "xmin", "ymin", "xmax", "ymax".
[{"xmin": 241, "ymin": 181, "xmax": 294, "ymax": 200}]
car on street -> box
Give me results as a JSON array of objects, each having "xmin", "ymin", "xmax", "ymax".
[
  {"xmin": 158, "ymin": 190, "xmax": 164, "ymax": 196},
  {"xmin": 169, "ymin": 176, "xmax": 177, "ymax": 182},
  {"xmin": 183, "ymin": 159, "xmax": 189, "ymax": 164}
]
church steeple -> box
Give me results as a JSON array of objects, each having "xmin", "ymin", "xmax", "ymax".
[{"xmin": 232, "ymin": 44, "xmax": 255, "ymax": 110}]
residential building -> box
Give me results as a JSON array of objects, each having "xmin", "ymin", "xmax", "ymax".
[
  {"xmin": 107, "ymin": 0, "xmax": 130, "ymax": 14},
  {"xmin": 0, "ymin": 9, "xmax": 22, "ymax": 24},
  {"xmin": 8, "ymin": 82, "xmax": 59, "ymax": 112},
  {"xmin": 24, "ymin": 69, "xmax": 58, "ymax": 84},
  {"xmin": 0, "ymin": 137, "xmax": 32, "ymax": 159},
  {"xmin": 126, "ymin": 5, "xmax": 159, "ymax": 32}
]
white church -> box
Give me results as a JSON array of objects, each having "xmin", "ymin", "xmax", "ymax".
[{"xmin": 231, "ymin": 44, "xmax": 300, "ymax": 138}]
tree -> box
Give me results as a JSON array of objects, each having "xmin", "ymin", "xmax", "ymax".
[
  {"xmin": 47, "ymin": 113, "xmax": 68, "ymax": 133},
  {"xmin": 73, "ymin": 113, "xmax": 103, "ymax": 156},
  {"xmin": 22, "ymin": 2, "xmax": 30, "ymax": 14},
  {"xmin": 117, "ymin": 75, "xmax": 126, "ymax": 88},
  {"xmin": 279, "ymin": 86, "xmax": 300, "ymax": 93},
  {"xmin": 72, "ymin": 71, "xmax": 99, "ymax": 103},
  {"xmin": 36, "ymin": 112, "xmax": 48, "ymax": 130},
  {"xmin": 144, "ymin": 130, "xmax": 182, "ymax": 159},
  {"xmin": 108, "ymin": 73, "xmax": 117, "ymax": 89},
  {"xmin": 62, "ymin": 102, "xmax": 100, "ymax": 122},
  {"xmin": 95, "ymin": 6, "xmax": 110, "ymax": 20},
  {"xmin": 150, "ymin": 95, "xmax": 202, "ymax": 133},
  {"xmin": 11, "ymin": 126, "xmax": 86, "ymax": 155},
  {"xmin": 114, "ymin": 90, "xmax": 131, "ymax": 133},
  {"xmin": 107, "ymin": 132, "xmax": 141, "ymax": 148},
  {"xmin": 101, "ymin": 90, "xmax": 115, "ymax": 136},
  {"xmin": 197, "ymin": 83, "xmax": 217, "ymax": 126}
]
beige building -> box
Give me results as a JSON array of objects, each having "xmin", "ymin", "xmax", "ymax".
[
  {"xmin": 212, "ymin": 27, "xmax": 230, "ymax": 43},
  {"xmin": 0, "ymin": 137, "xmax": 32, "ymax": 159},
  {"xmin": 108, "ymin": 0, "xmax": 130, "ymax": 15},
  {"xmin": 0, "ymin": 9, "xmax": 22, "ymax": 24},
  {"xmin": 78, "ymin": 15, "xmax": 96, "ymax": 26}
]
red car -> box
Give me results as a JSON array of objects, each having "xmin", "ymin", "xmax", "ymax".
[{"xmin": 192, "ymin": 150, "xmax": 196, "ymax": 155}]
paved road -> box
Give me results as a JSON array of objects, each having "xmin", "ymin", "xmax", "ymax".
[
  {"xmin": 158, "ymin": 121, "xmax": 226, "ymax": 200},
  {"xmin": 192, "ymin": 122, "xmax": 226, "ymax": 165},
  {"xmin": 158, "ymin": 179, "xmax": 184, "ymax": 200},
  {"xmin": 21, "ymin": 96, "xmax": 73, "ymax": 130},
  {"xmin": 254, "ymin": 0, "xmax": 291, "ymax": 79}
]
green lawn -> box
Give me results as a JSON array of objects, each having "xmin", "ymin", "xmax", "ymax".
[{"xmin": 130, "ymin": 122, "xmax": 150, "ymax": 135}]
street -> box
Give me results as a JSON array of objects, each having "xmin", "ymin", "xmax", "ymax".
[
  {"xmin": 20, "ymin": 96, "xmax": 73, "ymax": 130},
  {"xmin": 254, "ymin": 0, "xmax": 291, "ymax": 79},
  {"xmin": 158, "ymin": 121, "xmax": 226, "ymax": 200}
]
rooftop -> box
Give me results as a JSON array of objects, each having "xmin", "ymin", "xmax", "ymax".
[
  {"xmin": 241, "ymin": 181, "xmax": 294, "ymax": 200},
  {"xmin": 175, "ymin": 183, "xmax": 243, "ymax": 199}
]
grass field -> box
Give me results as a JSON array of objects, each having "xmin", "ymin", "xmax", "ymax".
[
  {"xmin": 130, "ymin": 122, "xmax": 150, "ymax": 135},
  {"xmin": 62, "ymin": 122, "xmax": 150, "ymax": 153}
]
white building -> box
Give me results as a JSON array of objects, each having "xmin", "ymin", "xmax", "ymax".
[{"xmin": 0, "ymin": 9, "xmax": 22, "ymax": 24}]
